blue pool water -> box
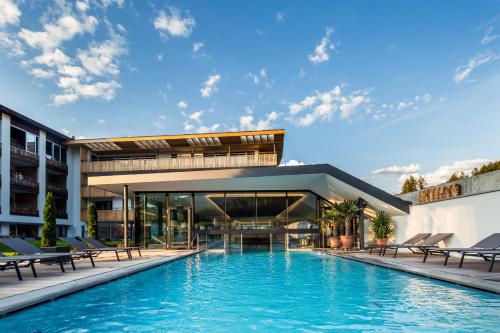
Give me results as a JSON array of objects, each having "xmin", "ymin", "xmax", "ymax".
[{"xmin": 1, "ymin": 251, "xmax": 499, "ymax": 332}]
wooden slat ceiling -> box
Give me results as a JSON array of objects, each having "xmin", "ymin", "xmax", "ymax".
[{"xmin": 67, "ymin": 129, "xmax": 284, "ymax": 153}]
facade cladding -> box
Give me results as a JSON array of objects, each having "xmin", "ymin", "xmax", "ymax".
[{"xmin": 134, "ymin": 191, "xmax": 329, "ymax": 248}]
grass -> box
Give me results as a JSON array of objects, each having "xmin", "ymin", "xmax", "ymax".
[{"xmin": 0, "ymin": 239, "xmax": 74, "ymax": 256}]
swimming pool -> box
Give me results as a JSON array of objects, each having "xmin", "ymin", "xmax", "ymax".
[{"xmin": 1, "ymin": 251, "xmax": 499, "ymax": 332}]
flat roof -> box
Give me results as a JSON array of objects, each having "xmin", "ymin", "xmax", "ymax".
[
  {"xmin": 0, "ymin": 103, "xmax": 71, "ymax": 141},
  {"xmin": 66, "ymin": 129, "xmax": 285, "ymax": 162}
]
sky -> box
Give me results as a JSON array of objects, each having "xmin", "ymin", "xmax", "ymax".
[{"xmin": 0, "ymin": 0, "xmax": 499, "ymax": 193}]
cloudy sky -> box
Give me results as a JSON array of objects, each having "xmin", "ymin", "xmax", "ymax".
[{"xmin": 0, "ymin": 0, "xmax": 499, "ymax": 193}]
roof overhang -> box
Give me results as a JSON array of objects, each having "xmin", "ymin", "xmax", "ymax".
[{"xmin": 88, "ymin": 164, "xmax": 410, "ymax": 215}]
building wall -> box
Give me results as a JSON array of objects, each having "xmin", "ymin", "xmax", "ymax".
[{"xmin": 392, "ymin": 190, "xmax": 500, "ymax": 250}]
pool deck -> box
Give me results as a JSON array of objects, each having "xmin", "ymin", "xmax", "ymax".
[
  {"xmin": 0, "ymin": 249, "xmax": 197, "ymax": 316},
  {"xmin": 317, "ymin": 249, "xmax": 500, "ymax": 294}
]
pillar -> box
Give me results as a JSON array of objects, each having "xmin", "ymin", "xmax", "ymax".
[
  {"xmin": 1, "ymin": 113, "xmax": 11, "ymax": 219},
  {"xmin": 123, "ymin": 185, "xmax": 128, "ymax": 247},
  {"xmin": 357, "ymin": 198, "xmax": 368, "ymax": 249},
  {"xmin": 37, "ymin": 130, "xmax": 46, "ymax": 224}
]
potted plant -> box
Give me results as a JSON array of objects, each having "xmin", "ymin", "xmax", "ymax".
[
  {"xmin": 370, "ymin": 211, "xmax": 395, "ymax": 245},
  {"xmin": 332, "ymin": 199, "xmax": 361, "ymax": 249},
  {"xmin": 321, "ymin": 210, "xmax": 342, "ymax": 248}
]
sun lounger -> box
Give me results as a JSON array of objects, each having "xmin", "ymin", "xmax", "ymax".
[
  {"xmin": 0, "ymin": 252, "xmax": 24, "ymax": 281},
  {"xmin": 61, "ymin": 237, "xmax": 131, "ymax": 261},
  {"xmin": 83, "ymin": 238, "xmax": 142, "ymax": 259},
  {"xmin": 369, "ymin": 233, "xmax": 431, "ymax": 255},
  {"xmin": 423, "ymin": 233, "xmax": 500, "ymax": 266},
  {"xmin": 381, "ymin": 233, "xmax": 453, "ymax": 258},
  {"xmin": 459, "ymin": 249, "xmax": 500, "ymax": 272},
  {"xmin": 0, "ymin": 238, "xmax": 88, "ymax": 277}
]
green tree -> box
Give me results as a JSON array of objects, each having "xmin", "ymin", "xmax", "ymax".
[
  {"xmin": 401, "ymin": 175, "xmax": 426, "ymax": 194},
  {"xmin": 417, "ymin": 176, "xmax": 427, "ymax": 190},
  {"xmin": 448, "ymin": 172, "xmax": 465, "ymax": 182},
  {"xmin": 87, "ymin": 203, "xmax": 99, "ymax": 239},
  {"xmin": 41, "ymin": 192, "xmax": 57, "ymax": 247},
  {"xmin": 472, "ymin": 161, "xmax": 500, "ymax": 176},
  {"xmin": 331, "ymin": 199, "xmax": 361, "ymax": 236}
]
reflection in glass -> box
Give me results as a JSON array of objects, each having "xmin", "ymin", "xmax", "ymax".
[
  {"xmin": 256, "ymin": 192, "xmax": 287, "ymax": 229},
  {"xmin": 225, "ymin": 193, "xmax": 256, "ymax": 230},
  {"xmin": 194, "ymin": 193, "xmax": 226, "ymax": 231},
  {"xmin": 286, "ymin": 192, "xmax": 318, "ymax": 230}
]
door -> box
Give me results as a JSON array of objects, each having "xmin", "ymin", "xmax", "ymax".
[{"xmin": 167, "ymin": 207, "xmax": 191, "ymax": 248}]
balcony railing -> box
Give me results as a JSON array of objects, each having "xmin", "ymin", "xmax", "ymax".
[
  {"xmin": 81, "ymin": 209, "xmax": 135, "ymax": 222},
  {"xmin": 11, "ymin": 206, "xmax": 39, "ymax": 217},
  {"xmin": 46, "ymin": 158, "xmax": 68, "ymax": 174},
  {"xmin": 10, "ymin": 146, "xmax": 39, "ymax": 165},
  {"xmin": 56, "ymin": 211, "xmax": 68, "ymax": 219},
  {"xmin": 47, "ymin": 183, "xmax": 68, "ymax": 196},
  {"xmin": 81, "ymin": 153, "xmax": 278, "ymax": 174},
  {"xmin": 11, "ymin": 177, "xmax": 39, "ymax": 191}
]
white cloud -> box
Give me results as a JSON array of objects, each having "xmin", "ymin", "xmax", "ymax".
[
  {"xmin": 188, "ymin": 110, "xmax": 203, "ymax": 123},
  {"xmin": 19, "ymin": 14, "xmax": 98, "ymax": 51},
  {"xmin": 177, "ymin": 100, "xmax": 188, "ymax": 109},
  {"xmin": 287, "ymin": 85, "xmax": 370, "ymax": 126},
  {"xmin": 308, "ymin": 27, "xmax": 334, "ymax": 64},
  {"xmin": 481, "ymin": 26, "xmax": 499, "ymax": 44},
  {"xmin": 200, "ymin": 73, "xmax": 221, "ymax": 98},
  {"xmin": 372, "ymin": 163, "xmax": 421, "ymax": 175},
  {"xmin": 422, "ymin": 159, "xmax": 490, "ymax": 186},
  {"xmin": 276, "ymin": 11, "xmax": 285, "ymax": 24},
  {"xmin": 298, "ymin": 68, "xmax": 305, "ymax": 79},
  {"xmin": 53, "ymin": 78, "xmax": 121, "ymax": 105},
  {"xmin": 97, "ymin": 118, "xmax": 106, "ymax": 125},
  {"xmin": 53, "ymin": 93, "xmax": 79, "ymax": 105},
  {"xmin": 279, "ymin": 159, "xmax": 305, "ymax": 167},
  {"xmin": 240, "ymin": 110, "xmax": 278, "ymax": 130},
  {"xmin": 101, "ymin": 0, "xmax": 124, "ymax": 8},
  {"xmin": 454, "ymin": 52, "xmax": 498, "ymax": 83},
  {"xmin": 193, "ymin": 42, "xmax": 204, "ymax": 52},
  {"xmin": 0, "ymin": 0, "xmax": 21, "ymax": 28},
  {"xmin": 245, "ymin": 67, "xmax": 268, "ymax": 85},
  {"xmin": 30, "ymin": 68, "xmax": 55, "ymax": 79},
  {"xmin": 33, "ymin": 48, "xmax": 71, "ymax": 67},
  {"xmin": 76, "ymin": 1, "xmax": 90, "ymax": 12},
  {"xmin": 60, "ymin": 128, "xmax": 70, "ymax": 135},
  {"xmin": 153, "ymin": 115, "xmax": 167, "ymax": 129},
  {"xmin": 154, "ymin": 7, "xmax": 196, "ymax": 38},
  {"xmin": 0, "ymin": 31, "xmax": 24, "ymax": 56},
  {"xmin": 58, "ymin": 64, "xmax": 86, "ymax": 77},
  {"xmin": 77, "ymin": 34, "xmax": 126, "ymax": 76}
]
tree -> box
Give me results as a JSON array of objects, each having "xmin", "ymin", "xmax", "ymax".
[
  {"xmin": 401, "ymin": 175, "xmax": 426, "ymax": 194},
  {"xmin": 41, "ymin": 192, "xmax": 57, "ymax": 247},
  {"xmin": 331, "ymin": 199, "xmax": 361, "ymax": 236},
  {"xmin": 472, "ymin": 161, "xmax": 500, "ymax": 176},
  {"xmin": 448, "ymin": 172, "xmax": 465, "ymax": 182},
  {"xmin": 87, "ymin": 203, "xmax": 99, "ymax": 239}
]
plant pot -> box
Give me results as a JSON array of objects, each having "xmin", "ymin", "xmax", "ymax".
[
  {"xmin": 374, "ymin": 238, "xmax": 388, "ymax": 246},
  {"xmin": 329, "ymin": 236, "xmax": 341, "ymax": 249},
  {"xmin": 340, "ymin": 235, "xmax": 354, "ymax": 249}
]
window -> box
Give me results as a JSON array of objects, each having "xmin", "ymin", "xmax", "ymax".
[
  {"xmin": 46, "ymin": 140, "xmax": 67, "ymax": 164},
  {"xmin": 26, "ymin": 132, "xmax": 38, "ymax": 154},
  {"xmin": 46, "ymin": 141, "xmax": 53, "ymax": 158},
  {"xmin": 10, "ymin": 126, "xmax": 39, "ymax": 154},
  {"xmin": 61, "ymin": 147, "xmax": 67, "ymax": 164},
  {"xmin": 54, "ymin": 144, "xmax": 61, "ymax": 161},
  {"xmin": 94, "ymin": 200, "xmax": 113, "ymax": 210}
]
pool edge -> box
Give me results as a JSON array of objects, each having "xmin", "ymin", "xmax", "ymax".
[
  {"xmin": 315, "ymin": 250, "xmax": 500, "ymax": 295},
  {"xmin": 0, "ymin": 251, "xmax": 202, "ymax": 316}
]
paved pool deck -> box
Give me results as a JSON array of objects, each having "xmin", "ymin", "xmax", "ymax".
[
  {"xmin": 0, "ymin": 249, "xmax": 197, "ymax": 316},
  {"xmin": 317, "ymin": 249, "xmax": 500, "ymax": 294}
]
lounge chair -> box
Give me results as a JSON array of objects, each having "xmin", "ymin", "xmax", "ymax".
[
  {"xmin": 368, "ymin": 233, "xmax": 431, "ymax": 255},
  {"xmin": 0, "ymin": 252, "xmax": 24, "ymax": 281},
  {"xmin": 459, "ymin": 249, "xmax": 500, "ymax": 272},
  {"xmin": 0, "ymin": 238, "xmax": 89, "ymax": 277},
  {"xmin": 423, "ymin": 233, "xmax": 500, "ymax": 266},
  {"xmin": 61, "ymin": 237, "xmax": 131, "ymax": 261},
  {"xmin": 82, "ymin": 238, "xmax": 142, "ymax": 259},
  {"xmin": 381, "ymin": 233, "xmax": 453, "ymax": 258}
]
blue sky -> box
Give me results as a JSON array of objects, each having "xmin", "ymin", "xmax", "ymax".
[{"xmin": 0, "ymin": 0, "xmax": 499, "ymax": 193}]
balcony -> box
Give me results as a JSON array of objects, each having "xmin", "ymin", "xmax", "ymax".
[
  {"xmin": 81, "ymin": 153, "xmax": 278, "ymax": 174},
  {"xmin": 47, "ymin": 183, "xmax": 68, "ymax": 197},
  {"xmin": 46, "ymin": 158, "xmax": 68, "ymax": 174},
  {"xmin": 11, "ymin": 177, "xmax": 39, "ymax": 192},
  {"xmin": 81, "ymin": 209, "xmax": 135, "ymax": 222},
  {"xmin": 11, "ymin": 206, "xmax": 39, "ymax": 217},
  {"xmin": 81, "ymin": 186, "xmax": 117, "ymax": 198},
  {"xmin": 10, "ymin": 146, "xmax": 39, "ymax": 165}
]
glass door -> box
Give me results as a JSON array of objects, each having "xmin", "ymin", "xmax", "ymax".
[{"xmin": 167, "ymin": 207, "xmax": 191, "ymax": 248}]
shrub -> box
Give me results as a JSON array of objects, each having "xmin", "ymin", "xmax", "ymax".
[
  {"xmin": 87, "ymin": 203, "xmax": 99, "ymax": 239},
  {"xmin": 41, "ymin": 192, "xmax": 57, "ymax": 247},
  {"xmin": 370, "ymin": 211, "xmax": 395, "ymax": 239}
]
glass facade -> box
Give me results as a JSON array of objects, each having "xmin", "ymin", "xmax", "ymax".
[{"xmin": 135, "ymin": 191, "xmax": 325, "ymax": 249}]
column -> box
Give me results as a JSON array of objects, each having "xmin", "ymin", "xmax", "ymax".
[
  {"xmin": 1, "ymin": 113, "xmax": 11, "ymax": 219},
  {"xmin": 67, "ymin": 147, "xmax": 81, "ymax": 236},
  {"xmin": 357, "ymin": 198, "xmax": 368, "ymax": 249},
  {"xmin": 123, "ymin": 185, "xmax": 128, "ymax": 247},
  {"xmin": 37, "ymin": 130, "xmax": 46, "ymax": 224}
]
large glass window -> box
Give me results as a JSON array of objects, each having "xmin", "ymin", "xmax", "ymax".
[
  {"xmin": 26, "ymin": 132, "xmax": 38, "ymax": 154},
  {"xmin": 194, "ymin": 193, "xmax": 225, "ymax": 231},
  {"xmin": 225, "ymin": 193, "xmax": 256, "ymax": 230},
  {"xmin": 46, "ymin": 140, "xmax": 66, "ymax": 164},
  {"xmin": 11, "ymin": 126, "xmax": 38, "ymax": 154},
  {"xmin": 286, "ymin": 192, "xmax": 318, "ymax": 230},
  {"xmin": 135, "ymin": 193, "xmax": 167, "ymax": 247},
  {"xmin": 256, "ymin": 192, "xmax": 287, "ymax": 229}
]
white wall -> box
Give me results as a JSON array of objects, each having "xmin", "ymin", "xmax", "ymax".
[{"xmin": 392, "ymin": 190, "xmax": 500, "ymax": 250}]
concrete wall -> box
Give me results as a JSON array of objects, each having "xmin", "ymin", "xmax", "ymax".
[{"xmin": 392, "ymin": 190, "xmax": 500, "ymax": 250}]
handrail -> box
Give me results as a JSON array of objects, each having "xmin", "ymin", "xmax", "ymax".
[
  {"xmin": 191, "ymin": 233, "xmax": 199, "ymax": 250},
  {"xmin": 151, "ymin": 235, "xmax": 166, "ymax": 245},
  {"xmin": 81, "ymin": 153, "xmax": 278, "ymax": 173}
]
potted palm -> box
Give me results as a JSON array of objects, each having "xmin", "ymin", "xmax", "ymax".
[
  {"xmin": 370, "ymin": 211, "xmax": 395, "ymax": 245},
  {"xmin": 321, "ymin": 210, "xmax": 342, "ymax": 248},
  {"xmin": 332, "ymin": 199, "xmax": 361, "ymax": 249}
]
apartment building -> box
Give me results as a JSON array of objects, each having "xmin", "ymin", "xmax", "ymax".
[{"xmin": 0, "ymin": 104, "xmax": 82, "ymax": 238}]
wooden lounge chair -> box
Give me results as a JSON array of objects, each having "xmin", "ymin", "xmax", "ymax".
[
  {"xmin": 369, "ymin": 233, "xmax": 431, "ymax": 255},
  {"xmin": 61, "ymin": 237, "xmax": 131, "ymax": 261},
  {"xmin": 83, "ymin": 238, "xmax": 142, "ymax": 259},
  {"xmin": 0, "ymin": 238, "xmax": 79, "ymax": 278},
  {"xmin": 423, "ymin": 233, "xmax": 500, "ymax": 266},
  {"xmin": 381, "ymin": 233, "xmax": 454, "ymax": 258}
]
